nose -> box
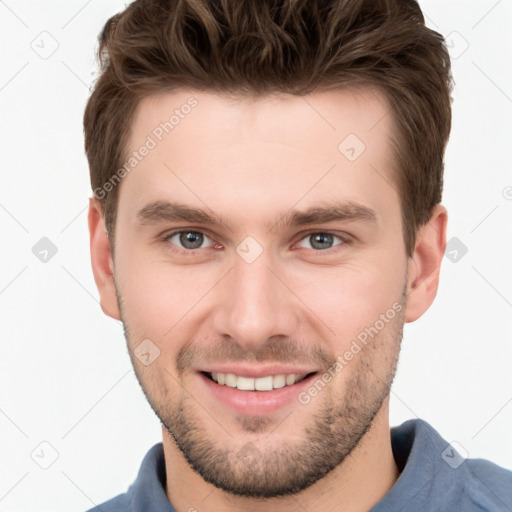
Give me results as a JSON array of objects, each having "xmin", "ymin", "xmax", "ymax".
[{"xmin": 212, "ymin": 250, "xmax": 299, "ymax": 351}]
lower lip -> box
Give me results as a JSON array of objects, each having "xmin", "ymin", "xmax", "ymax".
[{"xmin": 198, "ymin": 372, "xmax": 318, "ymax": 415}]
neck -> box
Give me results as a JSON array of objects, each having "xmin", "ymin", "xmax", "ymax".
[{"xmin": 162, "ymin": 398, "xmax": 399, "ymax": 512}]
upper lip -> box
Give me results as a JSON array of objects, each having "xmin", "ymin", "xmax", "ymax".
[{"xmin": 198, "ymin": 364, "xmax": 318, "ymax": 379}]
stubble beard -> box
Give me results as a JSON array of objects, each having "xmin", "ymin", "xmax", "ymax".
[{"xmin": 117, "ymin": 282, "xmax": 406, "ymax": 498}]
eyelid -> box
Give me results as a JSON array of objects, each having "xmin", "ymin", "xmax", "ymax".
[
  {"xmin": 161, "ymin": 228, "xmax": 219, "ymax": 249},
  {"xmin": 161, "ymin": 227, "xmax": 353, "ymax": 253},
  {"xmin": 293, "ymin": 230, "xmax": 353, "ymax": 250}
]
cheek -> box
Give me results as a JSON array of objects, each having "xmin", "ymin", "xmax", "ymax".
[
  {"xmin": 286, "ymin": 258, "xmax": 404, "ymax": 342},
  {"xmin": 116, "ymin": 252, "xmax": 219, "ymax": 340},
  {"xmin": 116, "ymin": 231, "xmax": 406, "ymax": 351}
]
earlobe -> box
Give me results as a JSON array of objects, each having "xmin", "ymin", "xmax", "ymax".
[
  {"xmin": 404, "ymin": 204, "xmax": 448, "ymax": 323},
  {"xmin": 88, "ymin": 197, "xmax": 121, "ymax": 320}
]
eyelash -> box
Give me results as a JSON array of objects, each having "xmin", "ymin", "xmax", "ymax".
[{"xmin": 160, "ymin": 229, "xmax": 352, "ymax": 254}]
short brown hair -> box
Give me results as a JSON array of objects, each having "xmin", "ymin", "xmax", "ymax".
[{"xmin": 83, "ymin": 0, "xmax": 453, "ymax": 257}]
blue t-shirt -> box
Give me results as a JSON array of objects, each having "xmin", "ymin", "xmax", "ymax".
[{"xmin": 86, "ymin": 418, "xmax": 512, "ymax": 511}]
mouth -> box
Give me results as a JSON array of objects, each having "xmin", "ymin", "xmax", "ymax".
[
  {"xmin": 198, "ymin": 370, "xmax": 320, "ymax": 415},
  {"xmin": 201, "ymin": 371, "xmax": 316, "ymax": 391}
]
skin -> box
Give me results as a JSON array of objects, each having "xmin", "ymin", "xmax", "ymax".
[{"xmin": 89, "ymin": 87, "xmax": 447, "ymax": 512}]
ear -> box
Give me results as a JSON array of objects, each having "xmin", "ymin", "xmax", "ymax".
[
  {"xmin": 88, "ymin": 197, "xmax": 121, "ymax": 320},
  {"xmin": 404, "ymin": 204, "xmax": 448, "ymax": 323}
]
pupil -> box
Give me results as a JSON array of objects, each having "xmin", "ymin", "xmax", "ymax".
[
  {"xmin": 312, "ymin": 233, "xmax": 332, "ymax": 250},
  {"xmin": 181, "ymin": 231, "xmax": 203, "ymax": 249}
]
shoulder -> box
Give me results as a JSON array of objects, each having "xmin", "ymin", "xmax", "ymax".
[
  {"xmin": 417, "ymin": 420, "xmax": 512, "ymax": 508},
  {"xmin": 85, "ymin": 492, "xmax": 131, "ymax": 512},
  {"xmin": 83, "ymin": 443, "xmax": 167, "ymax": 512},
  {"xmin": 385, "ymin": 419, "xmax": 512, "ymax": 511},
  {"xmin": 462, "ymin": 457, "xmax": 512, "ymax": 510}
]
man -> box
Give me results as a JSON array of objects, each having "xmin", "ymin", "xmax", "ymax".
[{"xmin": 84, "ymin": 0, "xmax": 512, "ymax": 510}]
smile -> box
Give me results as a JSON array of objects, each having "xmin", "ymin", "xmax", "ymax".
[
  {"xmin": 199, "ymin": 370, "xmax": 319, "ymax": 415},
  {"xmin": 206, "ymin": 372, "xmax": 310, "ymax": 391}
]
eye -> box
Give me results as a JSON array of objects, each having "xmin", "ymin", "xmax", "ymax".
[
  {"xmin": 297, "ymin": 232, "xmax": 347, "ymax": 251},
  {"xmin": 164, "ymin": 230, "xmax": 214, "ymax": 250},
  {"xmin": 161, "ymin": 229, "xmax": 349, "ymax": 253}
]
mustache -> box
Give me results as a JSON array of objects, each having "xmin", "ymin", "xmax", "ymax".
[{"xmin": 175, "ymin": 335, "xmax": 335, "ymax": 375}]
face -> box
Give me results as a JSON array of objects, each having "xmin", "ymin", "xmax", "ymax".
[{"xmin": 104, "ymin": 87, "xmax": 413, "ymax": 497}]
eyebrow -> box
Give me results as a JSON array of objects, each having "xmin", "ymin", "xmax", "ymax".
[{"xmin": 136, "ymin": 199, "xmax": 378, "ymax": 231}]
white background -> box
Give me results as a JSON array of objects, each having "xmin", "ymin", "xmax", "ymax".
[{"xmin": 1, "ymin": 1, "xmax": 511, "ymax": 511}]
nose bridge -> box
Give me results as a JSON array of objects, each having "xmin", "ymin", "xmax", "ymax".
[{"xmin": 213, "ymin": 248, "xmax": 296, "ymax": 347}]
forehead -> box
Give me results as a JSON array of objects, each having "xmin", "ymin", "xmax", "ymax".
[
  {"xmin": 118, "ymin": 86, "xmax": 399, "ymax": 231},
  {"xmin": 131, "ymin": 86, "xmax": 392, "ymax": 152}
]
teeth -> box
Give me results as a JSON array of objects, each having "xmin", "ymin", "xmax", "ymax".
[
  {"xmin": 209, "ymin": 372, "xmax": 307, "ymax": 391},
  {"xmin": 285, "ymin": 374, "xmax": 296, "ymax": 386},
  {"xmin": 273, "ymin": 375, "xmax": 286, "ymax": 389},
  {"xmin": 255, "ymin": 376, "xmax": 273, "ymax": 391},
  {"xmin": 225, "ymin": 373, "xmax": 237, "ymax": 387},
  {"xmin": 237, "ymin": 376, "xmax": 255, "ymax": 391}
]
